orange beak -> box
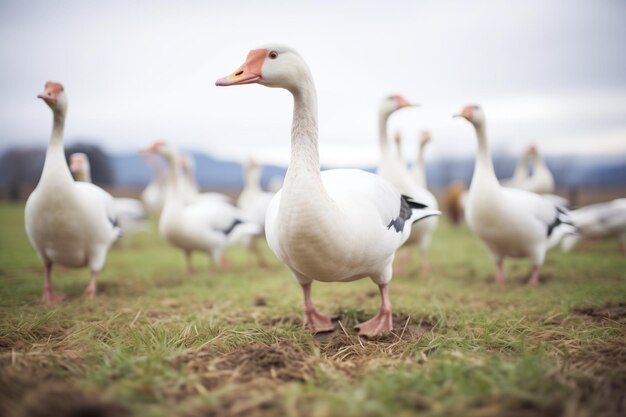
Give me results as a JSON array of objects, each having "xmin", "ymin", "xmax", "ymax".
[
  {"xmin": 453, "ymin": 105, "xmax": 473, "ymax": 119},
  {"xmin": 216, "ymin": 49, "xmax": 267, "ymax": 87},
  {"xmin": 37, "ymin": 81, "xmax": 63, "ymax": 104},
  {"xmin": 394, "ymin": 95, "xmax": 416, "ymax": 109}
]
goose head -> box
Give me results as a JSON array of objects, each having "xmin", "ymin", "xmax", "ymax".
[
  {"xmin": 144, "ymin": 141, "xmax": 177, "ymax": 162},
  {"xmin": 527, "ymin": 144, "xmax": 538, "ymax": 155},
  {"xmin": 38, "ymin": 81, "xmax": 67, "ymax": 113},
  {"xmin": 454, "ymin": 104, "xmax": 485, "ymax": 128},
  {"xmin": 179, "ymin": 154, "xmax": 195, "ymax": 176},
  {"xmin": 70, "ymin": 153, "xmax": 90, "ymax": 179},
  {"xmin": 216, "ymin": 44, "xmax": 311, "ymax": 92},
  {"xmin": 379, "ymin": 95, "xmax": 415, "ymax": 121}
]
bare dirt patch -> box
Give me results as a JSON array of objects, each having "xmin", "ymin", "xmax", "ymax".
[
  {"xmin": 176, "ymin": 341, "xmax": 315, "ymax": 393},
  {"xmin": 574, "ymin": 302, "xmax": 626, "ymax": 321},
  {"xmin": 0, "ymin": 368, "xmax": 128, "ymax": 417}
]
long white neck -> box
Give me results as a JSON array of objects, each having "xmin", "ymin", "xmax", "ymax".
[
  {"xmin": 75, "ymin": 165, "xmax": 92, "ymax": 183},
  {"xmin": 533, "ymin": 153, "xmax": 549, "ymax": 175},
  {"xmin": 378, "ymin": 111, "xmax": 392, "ymax": 153},
  {"xmin": 512, "ymin": 152, "xmax": 529, "ymax": 182},
  {"xmin": 163, "ymin": 152, "xmax": 183, "ymax": 206},
  {"xmin": 245, "ymin": 166, "xmax": 262, "ymax": 191},
  {"xmin": 283, "ymin": 76, "xmax": 323, "ymax": 193},
  {"xmin": 40, "ymin": 109, "xmax": 74, "ymax": 187},
  {"xmin": 470, "ymin": 122, "xmax": 500, "ymax": 191},
  {"xmin": 413, "ymin": 141, "xmax": 427, "ymax": 189}
]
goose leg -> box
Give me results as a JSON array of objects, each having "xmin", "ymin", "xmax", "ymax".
[
  {"xmin": 186, "ymin": 251, "xmax": 195, "ymax": 274},
  {"xmin": 355, "ymin": 284, "xmax": 393, "ymax": 337},
  {"xmin": 528, "ymin": 265, "xmax": 540, "ymax": 287},
  {"xmin": 41, "ymin": 262, "xmax": 63, "ymax": 304},
  {"xmin": 301, "ymin": 282, "xmax": 336, "ymax": 333},
  {"xmin": 495, "ymin": 259, "xmax": 506, "ymax": 287},
  {"xmin": 84, "ymin": 270, "xmax": 97, "ymax": 299}
]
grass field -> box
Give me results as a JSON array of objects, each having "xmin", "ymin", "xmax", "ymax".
[{"xmin": 1, "ymin": 201, "xmax": 625, "ymax": 417}]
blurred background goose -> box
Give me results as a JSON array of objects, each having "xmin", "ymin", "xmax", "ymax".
[
  {"xmin": 377, "ymin": 96, "xmax": 439, "ymax": 274},
  {"xmin": 455, "ymin": 104, "xmax": 577, "ymax": 286},
  {"xmin": 561, "ymin": 198, "xmax": 626, "ymax": 253},
  {"xmin": 145, "ymin": 141, "xmax": 261, "ymax": 273},
  {"xmin": 237, "ymin": 158, "xmax": 275, "ymax": 267},
  {"xmin": 70, "ymin": 152, "xmax": 149, "ymax": 236}
]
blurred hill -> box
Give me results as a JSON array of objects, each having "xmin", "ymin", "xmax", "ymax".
[{"xmin": 1, "ymin": 144, "xmax": 625, "ymax": 201}]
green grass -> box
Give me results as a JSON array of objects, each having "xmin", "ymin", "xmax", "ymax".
[{"xmin": 1, "ymin": 201, "xmax": 625, "ymax": 417}]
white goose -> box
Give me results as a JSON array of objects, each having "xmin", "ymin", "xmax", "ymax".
[
  {"xmin": 561, "ymin": 199, "xmax": 626, "ymax": 253},
  {"xmin": 455, "ymin": 104, "xmax": 577, "ymax": 286},
  {"xmin": 502, "ymin": 147, "xmax": 530, "ymax": 188},
  {"xmin": 146, "ymin": 141, "xmax": 262, "ymax": 273},
  {"xmin": 216, "ymin": 45, "xmax": 440, "ymax": 336},
  {"xmin": 237, "ymin": 159, "xmax": 275, "ymax": 267},
  {"xmin": 519, "ymin": 145, "xmax": 555, "ymax": 195},
  {"xmin": 178, "ymin": 154, "xmax": 232, "ymax": 205},
  {"xmin": 70, "ymin": 153, "xmax": 149, "ymax": 235},
  {"xmin": 377, "ymin": 97, "xmax": 439, "ymax": 274},
  {"xmin": 25, "ymin": 82, "xmax": 120, "ymax": 303},
  {"xmin": 140, "ymin": 150, "xmax": 167, "ymax": 214},
  {"xmin": 411, "ymin": 130, "xmax": 432, "ymax": 190}
]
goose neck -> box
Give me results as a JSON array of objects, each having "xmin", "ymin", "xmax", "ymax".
[
  {"xmin": 40, "ymin": 109, "xmax": 72, "ymax": 185},
  {"xmin": 285, "ymin": 78, "xmax": 321, "ymax": 187},
  {"xmin": 472, "ymin": 123, "xmax": 499, "ymax": 188}
]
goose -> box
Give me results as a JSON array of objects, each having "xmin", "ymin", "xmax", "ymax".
[
  {"xmin": 501, "ymin": 147, "xmax": 530, "ymax": 188},
  {"xmin": 145, "ymin": 141, "xmax": 262, "ymax": 273},
  {"xmin": 519, "ymin": 145, "xmax": 555, "ymax": 195},
  {"xmin": 25, "ymin": 82, "xmax": 120, "ymax": 303},
  {"xmin": 454, "ymin": 104, "xmax": 577, "ymax": 286},
  {"xmin": 411, "ymin": 130, "xmax": 432, "ymax": 189},
  {"xmin": 377, "ymin": 96, "xmax": 439, "ymax": 274},
  {"xmin": 216, "ymin": 45, "xmax": 440, "ymax": 336},
  {"xmin": 178, "ymin": 154, "xmax": 232, "ymax": 205},
  {"xmin": 140, "ymin": 150, "xmax": 167, "ymax": 214},
  {"xmin": 70, "ymin": 153, "xmax": 149, "ymax": 235},
  {"xmin": 237, "ymin": 159, "xmax": 275, "ymax": 267},
  {"xmin": 561, "ymin": 199, "xmax": 626, "ymax": 253}
]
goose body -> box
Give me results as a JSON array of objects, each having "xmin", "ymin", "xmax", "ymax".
[
  {"xmin": 518, "ymin": 147, "xmax": 555, "ymax": 194},
  {"xmin": 502, "ymin": 150, "xmax": 529, "ymax": 188},
  {"xmin": 25, "ymin": 82, "xmax": 119, "ymax": 303},
  {"xmin": 237, "ymin": 159, "xmax": 275, "ymax": 267},
  {"xmin": 455, "ymin": 104, "xmax": 577, "ymax": 286},
  {"xmin": 70, "ymin": 153, "xmax": 149, "ymax": 235},
  {"xmin": 562, "ymin": 199, "xmax": 626, "ymax": 252},
  {"xmin": 217, "ymin": 45, "xmax": 439, "ymax": 336},
  {"xmin": 147, "ymin": 142, "xmax": 261, "ymax": 273}
]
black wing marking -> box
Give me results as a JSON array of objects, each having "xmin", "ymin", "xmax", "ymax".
[
  {"xmin": 547, "ymin": 206, "xmax": 576, "ymax": 237},
  {"xmin": 222, "ymin": 219, "xmax": 243, "ymax": 235},
  {"xmin": 387, "ymin": 195, "xmax": 427, "ymax": 233}
]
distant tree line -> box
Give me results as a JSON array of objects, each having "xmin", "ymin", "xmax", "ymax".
[{"xmin": 0, "ymin": 141, "xmax": 113, "ymax": 201}]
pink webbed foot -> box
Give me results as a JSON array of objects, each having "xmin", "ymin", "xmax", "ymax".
[
  {"xmin": 528, "ymin": 267, "xmax": 540, "ymax": 288},
  {"xmin": 355, "ymin": 309, "xmax": 393, "ymax": 337},
  {"xmin": 84, "ymin": 284, "xmax": 97, "ymax": 299},
  {"xmin": 41, "ymin": 289, "xmax": 64, "ymax": 305},
  {"xmin": 303, "ymin": 308, "xmax": 338, "ymax": 333}
]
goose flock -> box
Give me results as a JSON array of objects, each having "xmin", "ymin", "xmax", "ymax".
[{"xmin": 23, "ymin": 45, "xmax": 623, "ymax": 336}]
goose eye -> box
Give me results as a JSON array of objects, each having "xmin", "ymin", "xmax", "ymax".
[{"xmin": 268, "ymin": 51, "xmax": 278, "ymax": 59}]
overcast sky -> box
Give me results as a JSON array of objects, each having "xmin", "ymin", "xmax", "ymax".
[{"xmin": 1, "ymin": 0, "xmax": 625, "ymax": 167}]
